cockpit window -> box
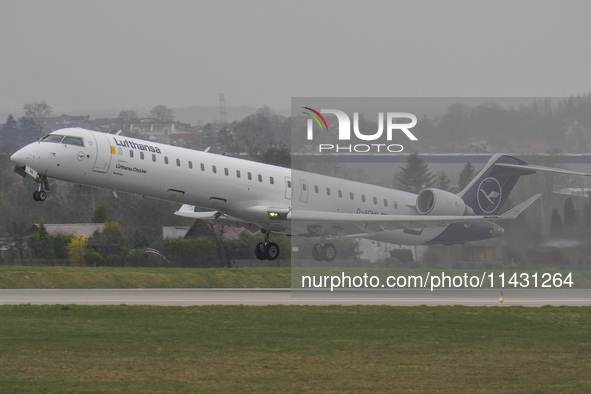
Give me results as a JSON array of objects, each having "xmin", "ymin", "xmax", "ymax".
[
  {"xmin": 63, "ymin": 136, "xmax": 84, "ymax": 146},
  {"xmin": 41, "ymin": 134, "xmax": 65, "ymax": 143}
]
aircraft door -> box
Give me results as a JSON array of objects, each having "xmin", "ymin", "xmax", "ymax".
[
  {"xmin": 284, "ymin": 177, "xmax": 292, "ymax": 199},
  {"xmin": 91, "ymin": 132, "xmax": 113, "ymax": 173},
  {"xmin": 299, "ymin": 179, "xmax": 309, "ymax": 203}
]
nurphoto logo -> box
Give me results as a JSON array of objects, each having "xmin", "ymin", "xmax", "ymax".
[{"xmin": 303, "ymin": 107, "xmax": 418, "ymax": 153}]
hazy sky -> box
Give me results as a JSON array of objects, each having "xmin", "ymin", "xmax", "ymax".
[{"xmin": 1, "ymin": 0, "xmax": 590, "ymax": 114}]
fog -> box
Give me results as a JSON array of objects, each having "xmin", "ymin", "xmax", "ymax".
[{"xmin": 1, "ymin": 0, "xmax": 590, "ymax": 114}]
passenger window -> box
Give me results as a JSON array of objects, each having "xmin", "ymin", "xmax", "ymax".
[
  {"xmin": 361, "ymin": 195, "xmax": 366, "ymax": 203},
  {"xmin": 314, "ymin": 185, "xmax": 319, "ymax": 193},
  {"xmin": 326, "ymin": 188, "xmax": 331, "ymax": 196},
  {"xmin": 152, "ymin": 154, "xmax": 156, "ymax": 162},
  {"xmin": 350, "ymin": 192, "xmax": 354, "ymax": 200},
  {"xmin": 248, "ymin": 172, "xmax": 252, "ymax": 180},
  {"xmin": 384, "ymin": 199, "xmax": 388, "ymax": 207},
  {"xmin": 258, "ymin": 174, "xmax": 262, "ymax": 182},
  {"xmin": 236, "ymin": 170, "xmax": 241, "ymax": 178},
  {"xmin": 129, "ymin": 150, "xmax": 134, "ymax": 158},
  {"xmin": 176, "ymin": 158, "xmax": 181, "ymax": 167},
  {"xmin": 393, "ymin": 201, "xmax": 398, "ymax": 209},
  {"xmin": 338, "ymin": 190, "xmax": 342, "ymax": 198},
  {"xmin": 302, "ymin": 183, "xmax": 306, "ymax": 190},
  {"xmin": 270, "ymin": 177, "xmax": 274, "ymax": 184},
  {"xmin": 140, "ymin": 152, "xmax": 144, "ymax": 160},
  {"xmin": 288, "ymin": 181, "xmax": 292, "ymax": 188},
  {"xmin": 373, "ymin": 197, "xmax": 377, "ymax": 205},
  {"xmin": 188, "ymin": 161, "xmax": 193, "ymax": 169},
  {"xmin": 225, "ymin": 168, "xmax": 229, "ymax": 176},
  {"xmin": 212, "ymin": 165, "xmax": 217, "ymax": 173},
  {"xmin": 200, "ymin": 163, "xmax": 205, "ymax": 171},
  {"xmin": 164, "ymin": 156, "xmax": 169, "ymax": 164}
]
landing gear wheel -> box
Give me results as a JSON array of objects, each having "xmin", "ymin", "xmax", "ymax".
[
  {"xmin": 322, "ymin": 243, "xmax": 337, "ymax": 262},
  {"xmin": 255, "ymin": 242, "xmax": 266, "ymax": 260},
  {"xmin": 312, "ymin": 243, "xmax": 337, "ymax": 262},
  {"xmin": 312, "ymin": 243, "xmax": 324, "ymax": 262},
  {"xmin": 37, "ymin": 190, "xmax": 47, "ymax": 201},
  {"xmin": 264, "ymin": 242, "xmax": 279, "ymax": 261},
  {"xmin": 33, "ymin": 176, "xmax": 49, "ymax": 202}
]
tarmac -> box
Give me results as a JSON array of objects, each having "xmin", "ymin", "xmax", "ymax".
[{"xmin": 0, "ymin": 288, "xmax": 589, "ymax": 306}]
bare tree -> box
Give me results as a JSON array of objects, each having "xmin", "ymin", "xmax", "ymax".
[
  {"xmin": 149, "ymin": 105, "xmax": 174, "ymax": 123},
  {"xmin": 253, "ymin": 145, "xmax": 291, "ymax": 167},
  {"xmin": 23, "ymin": 101, "xmax": 53, "ymax": 130},
  {"xmin": 118, "ymin": 110, "xmax": 139, "ymax": 122},
  {"xmin": 231, "ymin": 106, "xmax": 276, "ymax": 155},
  {"xmin": 5, "ymin": 219, "xmax": 28, "ymax": 262}
]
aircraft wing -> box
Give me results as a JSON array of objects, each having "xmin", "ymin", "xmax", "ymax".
[
  {"xmin": 175, "ymin": 194, "xmax": 539, "ymax": 237},
  {"xmin": 289, "ymin": 194, "xmax": 541, "ymax": 235}
]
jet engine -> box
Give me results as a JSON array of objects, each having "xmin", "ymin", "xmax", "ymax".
[{"xmin": 416, "ymin": 188, "xmax": 473, "ymax": 216}]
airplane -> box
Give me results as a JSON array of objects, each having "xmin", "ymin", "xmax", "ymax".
[{"xmin": 10, "ymin": 127, "xmax": 591, "ymax": 262}]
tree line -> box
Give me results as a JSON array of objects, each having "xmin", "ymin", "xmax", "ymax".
[{"xmin": 2, "ymin": 97, "xmax": 591, "ymax": 267}]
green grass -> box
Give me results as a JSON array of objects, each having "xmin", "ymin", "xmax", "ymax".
[
  {"xmin": 0, "ymin": 305, "xmax": 590, "ymax": 393},
  {"xmin": 1, "ymin": 265, "xmax": 591, "ymax": 289},
  {"xmin": 0, "ymin": 266, "xmax": 291, "ymax": 289}
]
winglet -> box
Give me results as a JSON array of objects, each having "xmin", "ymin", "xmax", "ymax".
[{"xmin": 500, "ymin": 194, "xmax": 541, "ymax": 220}]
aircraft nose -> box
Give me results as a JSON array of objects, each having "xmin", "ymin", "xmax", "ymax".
[{"xmin": 10, "ymin": 148, "xmax": 30, "ymax": 167}]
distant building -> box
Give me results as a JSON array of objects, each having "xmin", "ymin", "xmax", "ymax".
[
  {"xmin": 162, "ymin": 222, "xmax": 245, "ymax": 241},
  {"xmin": 26, "ymin": 223, "xmax": 105, "ymax": 238},
  {"xmin": 162, "ymin": 226, "xmax": 192, "ymax": 239},
  {"xmin": 46, "ymin": 115, "xmax": 92, "ymax": 131},
  {"xmin": 129, "ymin": 122, "xmax": 194, "ymax": 137}
]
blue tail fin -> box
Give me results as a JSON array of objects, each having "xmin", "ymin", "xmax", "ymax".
[{"xmin": 458, "ymin": 154, "xmax": 535, "ymax": 215}]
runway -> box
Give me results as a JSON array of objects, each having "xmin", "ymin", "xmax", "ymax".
[{"xmin": 0, "ymin": 288, "xmax": 589, "ymax": 306}]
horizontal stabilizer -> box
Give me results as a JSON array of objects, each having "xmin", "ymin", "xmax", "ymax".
[
  {"xmin": 495, "ymin": 162, "xmax": 591, "ymax": 177},
  {"xmin": 500, "ymin": 194, "xmax": 541, "ymax": 220}
]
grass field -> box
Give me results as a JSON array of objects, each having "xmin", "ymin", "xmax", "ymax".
[
  {"xmin": 1, "ymin": 265, "xmax": 591, "ymax": 289},
  {"xmin": 0, "ymin": 266, "xmax": 291, "ymax": 289},
  {"xmin": 0, "ymin": 305, "xmax": 590, "ymax": 393}
]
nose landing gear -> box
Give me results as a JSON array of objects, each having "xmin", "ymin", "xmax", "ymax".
[
  {"xmin": 32, "ymin": 176, "xmax": 49, "ymax": 202},
  {"xmin": 33, "ymin": 190, "xmax": 47, "ymax": 201}
]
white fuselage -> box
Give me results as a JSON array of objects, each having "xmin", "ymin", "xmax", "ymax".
[{"xmin": 10, "ymin": 128, "xmax": 449, "ymax": 245}]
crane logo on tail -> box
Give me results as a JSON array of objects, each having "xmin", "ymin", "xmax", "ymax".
[{"xmin": 477, "ymin": 177, "xmax": 502, "ymax": 214}]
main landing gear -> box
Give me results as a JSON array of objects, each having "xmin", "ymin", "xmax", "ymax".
[
  {"xmin": 253, "ymin": 232, "xmax": 337, "ymax": 262},
  {"xmin": 33, "ymin": 176, "xmax": 49, "ymax": 202},
  {"xmin": 312, "ymin": 242, "xmax": 337, "ymax": 262},
  {"xmin": 255, "ymin": 231, "xmax": 280, "ymax": 261}
]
